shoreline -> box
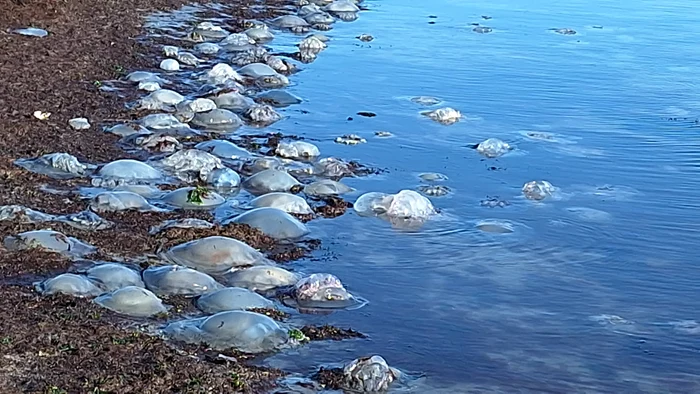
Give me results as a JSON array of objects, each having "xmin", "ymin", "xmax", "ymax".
[{"xmin": 0, "ymin": 0, "xmax": 377, "ymax": 392}]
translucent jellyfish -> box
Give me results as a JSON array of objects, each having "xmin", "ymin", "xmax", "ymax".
[
  {"xmin": 417, "ymin": 185, "xmax": 451, "ymax": 197},
  {"xmin": 148, "ymin": 218, "xmax": 214, "ymax": 235},
  {"xmin": 4, "ymin": 230, "xmax": 96, "ymax": 256},
  {"xmin": 242, "ymin": 169, "xmax": 302, "ymax": 195},
  {"xmin": 15, "ymin": 153, "xmax": 95, "ymax": 179},
  {"xmin": 422, "ymin": 107, "xmax": 462, "ymax": 124},
  {"xmin": 209, "ymin": 92, "xmax": 252, "ymax": 115},
  {"xmin": 243, "ymin": 104, "xmax": 282, "ymax": 125},
  {"xmin": 418, "ymin": 172, "xmax": 448, "ymax": 182},
  {"xmin": 160, "ymin": 149, "xmax": 223, "ymax": 183},
  {"xmin": 353, "ymin": 192, "xmax": 393, "ymax": 217},
  {"xmin": 245, "ymin": 26, "xmax": 275, "ymax": 43},
  {"xmin": 94, "ymin": 286, "xmax": 167, "ymax": 317},
  {"xmin": 162, "ymin": 187, "xmax": 226, "ymax": 209},
  {"xmin": 177, "ymin": 51, "xmax": 201, "ymax": 66},
  {"xmin": 137, "ymin": 89, "xmax": 185, "ymax": 110},
  {"xmin": 476, "ymin": 138, "xmax": 512, "ymax": 158},
  {"xmin": 0, "ymin": 205, "xmax": 55, "ymax": 223},
  {"xmin": 56, "ymin": 210, "xmax": 113, "ymax": 231},
  {"xmin": 139, "ymin": 114, "xmax": 189, "ymax": 132},
  {"xmin": 298, "ymin": 36, "xmax": 326, "ymax": 51},
  {"xmin": 143, "ymin": 265, "xmax": 222, "ymax": 297},
  {"xmin": 226, "ymin": 208, "xmax": 310, "ymax": 240},
  {"xmin": 161, "ymin": 236, "xmax": 270, "ymax": 275},
  {"xmin": 160, "ymin": 58, "xmax": 180, "ymax": 71},
  {"xmin": 162, "ymin": 45, "xmax": 179, "ymax": 57},
  {"xmin": 98, "ymin": 159, "xmax": 162, "ymax": 180},
  {"xmin": 201, "ymin": 63, "xmax": 243, "ymax": 85},
  {"xmin": 255, "ymin": 90, "xmax": 303, "ymax": 108},
  {"xmin": 240, "ymin": 157, "xmax": 285, "ymax": 176},
  {"xmin": 139, "ymin": 81, "xmax": 161, "ymax": 91},
  {"xmin": 196, "ymin": 140, "xmax": 252, "ymax": 160},
  {"xmin": 223, "ymin": 266, "xmax": 301, "ymax": 292},
  {"xmin": 104, "ymin": 123, "xmax": 150, "ymax": 137},
  {"xmin": 238, "ymin": 62, "xmax": 279, "ymax": 78},
  {"xmin": 220, "ymin": 32, "xmax": 255, "ymax": 48},
  {"xmin": 386, "ymin": 190, "xmax": 436, "ymax": 219},
  {"xmin": 522, "ymin": 180, "xmax": 556, "ymax": 201},
  {"xmin": 250, "ymin": 193, "xmax": 313, "ymax": 214},
  {"xmin": 275, "ymin": 141, "xmax": 320, "ymax": 159},
  {"xmin": 113, "ymin": 184, "xmax": 163, "ymax": 199},
  {"xmin": 34, "ymin": 273, "xmax": 103, "ymax": 297},
  {"xmin": 207, "ymin": 168, "xmax": 242, "ymax": 188},
  {"xmin": 191, "ymin": 109, "xmax": 244, "ymax": 131},
  {"xmin": 178, "ymin": 98, "xmax": 217, "ymax": 113},
  {"xmin": 304, "ymin": 180, "xmax": 354, "ymax": 197},
  {"xmin": 126, "ymin": 71, "xmax": 167, "ymax": 84},
  {"xmin": 86, "ymin": 263, "xmax": 145, "ymax": 291},
  {"xmin": 342, "ymin": 355, "xmax": 401, "ymax": 392},
  {"xmin": 313, "ymin": 157, "xmax": 355, "ymax": 178},
  {"xmin": 121, "ymin": 133, "xmax": 181, "ymax": 153},
  {"xmin": 196, "ymin": 287, "xmax": 274, "ymax": 314},
  {"xmin": 289, "ymin": 273, "xmax": 361, "ymax": 309},
  {"xmin": 194, "ymin": 42, "xmax": 221, "ymax": 55},
  {"xmin": 475, "ymin": 220, "xmax": 515, "ymax": 234},
  {"xmin": 89, "ymin": 191, "xmax": 160, "ymax": 213},
  {"xmin": 164, "ymin": 310, "xmax": 288, "ymax": 352}
]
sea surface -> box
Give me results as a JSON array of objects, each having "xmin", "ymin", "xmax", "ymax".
[{"xmin": 256, "ymin": 0, "xmax": 700, "ymax": 392}]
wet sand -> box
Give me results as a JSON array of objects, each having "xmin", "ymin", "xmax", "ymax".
[{"xmin": 0, "ymin": 0, "xmax": 362, "ymax": 392}]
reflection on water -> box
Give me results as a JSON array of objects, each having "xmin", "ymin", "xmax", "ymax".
[{"xmin": 260, "ymin": 0, "xmax": 700, "ymax": 391}]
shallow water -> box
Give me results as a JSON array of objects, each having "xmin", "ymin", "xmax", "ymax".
[{"xmin": 255, "ymin": 0, "xmax": 700, "ymax": 392}]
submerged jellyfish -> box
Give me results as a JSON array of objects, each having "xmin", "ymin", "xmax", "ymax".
[
  {"xmin": 94, "ymin": 286, "xmax": 168, "ymax": 317},
  {"xmin": 422, "ymin": 107, "xmax": 462, "ymax": 124},
  {"xmin": 164, "ymin": 310, "xmax": 289, "ymax": 353},
  {"xmin": 161, "ymin": 236, "xmax": 270, "ymax": 275},
  {"xmin": 522, "ymin": 180, "xmax": 556, "ymax": 201},
  {"xmin": 476, "ymin": 138, "xmax": 512, "ymax": 158},
  {"xmin": 196, "ymin": 287, "xmax": 275, "ymax": 314}
]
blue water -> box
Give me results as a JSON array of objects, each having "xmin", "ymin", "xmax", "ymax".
[{"xmin": 258, "ymin": 0, "xmax": 700, "ymax": 392}]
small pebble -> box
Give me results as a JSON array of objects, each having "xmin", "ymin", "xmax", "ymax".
[
  {"xmin": 69, "ymin": 118, "xmax": 91, "ymax": 130},
  {"xmin": 356, "ymin": 34, "xmax": 374, "ymax": 42},
  {"xmin": 357, "ymin": 111, "xmax": 376, "ymax": 117},
  {"xmin": 160, "ymin": 59, "xmax": 180, "ymax": 71},
  {"xmin": 33, "ymin": 111, "xmax": 51, "ymax": 120},
  {"xmin": 375, "ymin": 131, "xmax": 393, "ymax": 137}
]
